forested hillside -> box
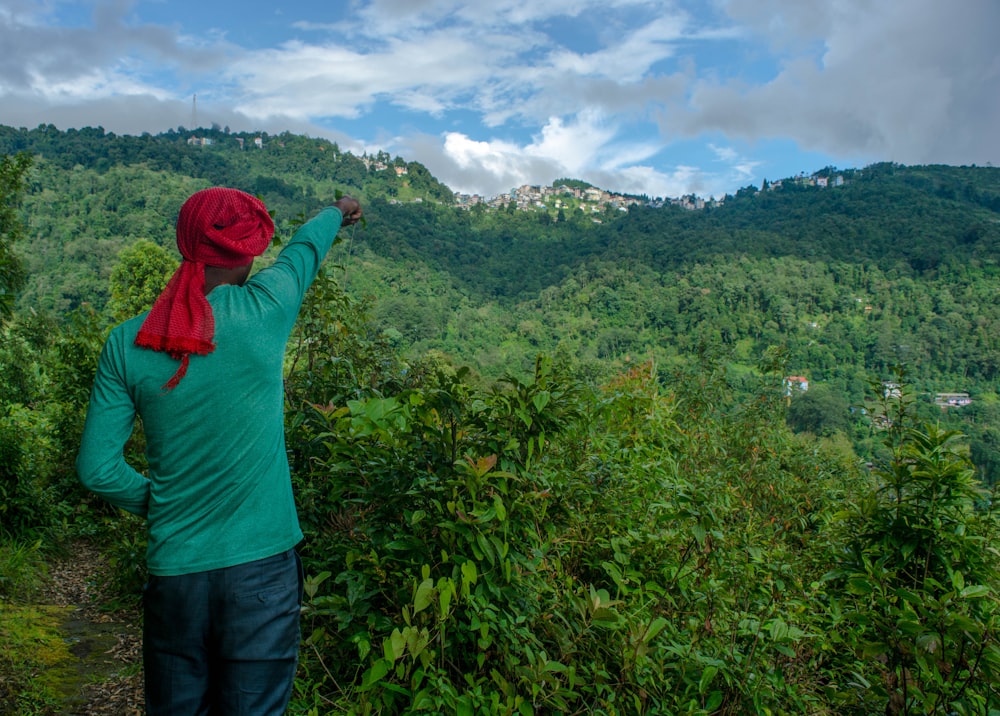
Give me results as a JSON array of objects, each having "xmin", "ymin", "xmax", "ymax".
[
  {"xmin": 2, "ymin": 125, "xmax": 1000, "ymax": 714},
  {"xmin": 6, "ymin": 124, "xmax": 999, "ymax": 480}
]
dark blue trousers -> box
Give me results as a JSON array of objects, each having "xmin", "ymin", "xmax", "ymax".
[{"xmin": 143, "ymin": 549, "xmax": 304, "ymax": 715}]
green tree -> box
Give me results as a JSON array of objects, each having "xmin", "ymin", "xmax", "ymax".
[
  {"xmin": 0, "ymin": 152, "xmax": 32, "ymax": 323},
  {"xmin": 785, "ymin": 384, "xmax": 852, "ymax": 437},
  {"xmin": 831, "ymin": 406, "xmax": 1000, "ymax": 714},
  {"xmin": 107, "ymin": 239, "xmax": 177, "ymax": 322}
]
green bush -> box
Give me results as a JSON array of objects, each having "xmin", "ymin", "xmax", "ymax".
[
  {"xmin": 285, "ymin": 354, "xmax": 882, "ymax": 714},
  {"xmin": 0, "ymin": 405, "xmax": 59, "ymax": 537},
  {"xmin": 826, "ymin": 383, "xmax": 1000, "ymax": 715}
]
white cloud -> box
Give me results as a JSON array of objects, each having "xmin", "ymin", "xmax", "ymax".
[
  {"xmin": 527, "ymin": 113, "xmax": 617, "ymax": 173},
  {"xmin": 422, "ymin": 132, "xmax": 551, "ymax": 195},
  {"xmin": 673, "ymin": 0, "xmax": 1000, "ymax": 165},
  {"xmin": 226, "ymin": 26, "xmax": 528, "ymax": 121},
  {"xmin": 443, "ymin": 133, "xmax": 523, "ymax": 175},
  {"xmin": 424, "ymin": 112, "xmax": 629, "ymax": 195},
  {"xmin": 613, "ymin": 164, "xmax": 705, "ymax": 199},
  {"xmin": 546, "ymin": 15, "xmax": 684, "ymax": 82},
  {"xmin": 709, "ymin": 143, "xmax": 738, "ymax": 163}
]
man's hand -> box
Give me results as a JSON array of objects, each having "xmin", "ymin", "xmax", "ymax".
[{"xmin": 334, "ymin": 196, "xmax": 363, "ymax": 227}]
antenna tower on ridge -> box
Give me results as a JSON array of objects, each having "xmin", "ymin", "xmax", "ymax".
[{"xmin": 192, "ymin": 94, "xmax": 198, "ymax": 130}]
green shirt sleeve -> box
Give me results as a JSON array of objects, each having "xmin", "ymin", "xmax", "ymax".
[{"xmin": 75, "ymin": 332, "xmax": 151, "ymax": 516}]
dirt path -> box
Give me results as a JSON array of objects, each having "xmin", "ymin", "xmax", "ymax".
[{"xmin": 40, "ymin": 541, "xmax": 144, "ymax": 715}]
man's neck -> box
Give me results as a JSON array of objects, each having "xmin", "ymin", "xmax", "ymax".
[{"xmin": 204, "ymin": 264, "xmax": 252, "ymax": 294}]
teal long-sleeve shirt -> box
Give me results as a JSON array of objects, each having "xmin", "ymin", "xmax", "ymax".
[{"xmin": 76, "ymin": 206, "xmax": 344, "ymax": 576}]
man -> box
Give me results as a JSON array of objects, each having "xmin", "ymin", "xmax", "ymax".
[{"xmin": 76, "ymin": 188, "xmax": 363, "ymax": 715}]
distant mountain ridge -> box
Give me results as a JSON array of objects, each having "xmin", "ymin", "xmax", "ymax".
[
  {"xmin": 5, "ymin": 123, "xmax": 1000, "ymax": 311},
  {"xmin": 3, "ymin": 122, "xmax": 964, "ymax": 208}
]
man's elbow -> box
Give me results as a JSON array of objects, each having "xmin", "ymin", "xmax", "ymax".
[
  {"xmin": 75, "ymin": 447, "xmax": 109, "ymax": 492},
  {"xmin": 75, "ymin": 449, "xmax": 94, "ymax": 488}
]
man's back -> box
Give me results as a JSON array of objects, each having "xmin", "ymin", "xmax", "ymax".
[{"xmin": 77, "ymin": 205, "xmax": 347, "ymax": 576}]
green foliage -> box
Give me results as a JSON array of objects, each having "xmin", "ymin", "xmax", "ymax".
[
  {"xmin": 281, "ymin": 339, "xmax": 1000, "ymax": 714},
  {"xmin": 0, "ymin": 152, "xmax": 32, "ymax": 322},
  {"xmin": 0, "ymin": 318, "xmax": 43, "ymax": 408},
  {"xmin": 0, "ymin": 538, "xmax": 44, "ymax": 600},
  {"xmin": 827, "ymin": 379, "xmax": 1000, "ymax": 714},
  {"xmin": 0, "ymin": 404, "xmax": 60, "ymax": 537},
  {"xmin": 107, "ymin": 239, "xmax": 176, "ymax": 322},
  {"xmin": 283, "ymin": 267, "xmax": 400, "ymax": 410},
  {"xmin": 786, "ymin": 383, "xmax": 852, "ymax": 437},
  {"xmin": 97, "ymin": 513, "xmax": 148, "ymax": 609},
  {"xmin": 0, "ymin": 306, "xmax": 106, "ymax": 542},
  {"xmin": 10, "ymin": 128, "xmax": 1000, "ymax": 425},
  {"xmin": 290, "ymin": 356, "xmax": 598, "ymax": 713},
  {"xmin": 284, "ymin": 350, "xmax": 870, "ymax": 713},
  {"xmin": 551, "ymin": 178, "xmax": 594, "ymax": 190}
]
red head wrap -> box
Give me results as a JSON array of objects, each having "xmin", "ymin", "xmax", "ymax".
[{"xmin": 135, "ymin": 188, "xmax": 274, "ymax": 391}]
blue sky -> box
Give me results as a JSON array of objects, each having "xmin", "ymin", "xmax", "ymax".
[{"xmin": 2, "ymin": 0, "xmax": 997, "ymax": 200}]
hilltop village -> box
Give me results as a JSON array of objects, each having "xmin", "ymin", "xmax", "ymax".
[
  {"xmin": 362, "ymin": 148, "xmax": 850, "ymax": 216},
  {"xmin": 438, "ymin": 171, "xmax": 847, "ymax": 218},
  {"xmin": 452, "ymin": 183, "xmax": 717, "ymax": 215}
]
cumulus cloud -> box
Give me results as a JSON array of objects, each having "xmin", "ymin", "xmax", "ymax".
[
  {"xmin": 410, "ymin": 112, "xmax": 624, "ymax": 197},
  {"xmin": 673, "ymin": 0, "xmax": 1000, "ymax": 166}
]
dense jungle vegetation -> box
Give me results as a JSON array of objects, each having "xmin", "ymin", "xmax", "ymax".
[{"xmin": 2, "ymin": 124, "xmax": 1000, "ymax": 714}]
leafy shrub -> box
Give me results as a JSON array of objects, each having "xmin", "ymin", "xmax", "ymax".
[
  {"xmin": 0, "ymin": 405, "xmax": 59, "ymax": 538},
  {"xmin": 826, "ymin": 383, "xmax": 1000, "ymax": 715},
  {"xmin": 285, "ymin": 352, "xmax": 874, "ymax": 714}
]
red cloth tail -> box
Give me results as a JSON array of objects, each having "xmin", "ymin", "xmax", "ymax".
[{"xmin": 161, "ymin": 354, "xmax": 191, "ymax": 393}]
